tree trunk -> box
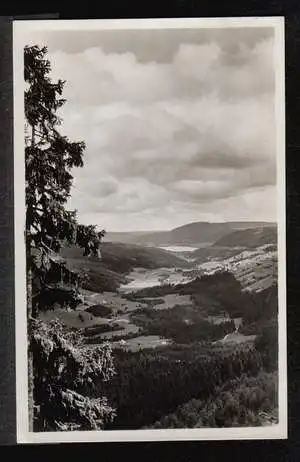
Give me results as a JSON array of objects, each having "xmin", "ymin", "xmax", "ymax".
[
  {"xmin": 27, "ymin": 124, "xmax": 35, "ymax": 432},
  {"xmin": 27, "ymin": 264, "xmax": 34, "ymax": 432}
]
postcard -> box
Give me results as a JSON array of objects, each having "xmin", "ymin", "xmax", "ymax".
[{"xmin": 13, "ymin": 17, "xmax": 286, "ymax": 443}]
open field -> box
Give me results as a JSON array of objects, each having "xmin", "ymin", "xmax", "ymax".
[{"xmin": 111, "ymin": 335, "xmax": 172, "ymax": 351}]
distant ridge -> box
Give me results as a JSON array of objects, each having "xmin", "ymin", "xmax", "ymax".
[
  {"xmin": 212, "ymin": 226, "xmax": 277, "ymax": 248},
  {"xmin": 106, "ymin": 221, "xmax": 276, "ymax": 246},
  {"xmin": 60, "ymin": 241, "xmax": 190, "ymax": 292}
]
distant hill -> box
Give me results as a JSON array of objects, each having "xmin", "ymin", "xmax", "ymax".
[
  {"xmin": 59, "ymin": 246, "xmax": 127, "ymax": 293},
  {"xmin": 222, "ymin": 222, "xmax": 276, "ymax": 230},
  {"xmin": 105, "ymin": 231, "xmax": 151, "ymax": 244},
  {"xmin": 100, "ymin": 242, "xmax": 189, "ymax": 273},
  {"xmin": 60, "ymin": 241, "xmax": 189, "ymax": 292},
  {"xmin": 212, "ymin": 226, "xmax": 277, "ymax": 249},
  {"xmin": 106, "ymin": 221, "xmax": 276, "ymax": 246}
]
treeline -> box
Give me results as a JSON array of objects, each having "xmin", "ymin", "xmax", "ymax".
[
  {"xmin": 254, "ymin": 319, "xmax": 278, "ymax": 372},
  {"xmin": 190, "ymin": 272, "xmax": 256, "ymax": 318},
  {"xmin": 148, "ymin": 371, "xmax": 278, "ymax": 428},
  {"xmin": 125, "ymin": 283, "xmax": 176, "ymax": 299},
  {"xmin": 60, "ymin": 245, "xmax": 129, "ymax": 293},
  {"xmin": 130, "ymin": 304, "xmax": 235, "ymax": 343},
  {"xmin": 91, "ymin": 342, "xmax": 267, "ymax": 430},
  {"xmin": 128, "ymin": 271, "xmax": 278, "ymax": 341},
  {"xmin": 86, "ymin": 330, "xmax": 139, "ymax": 345},
  {"xmin": 240, "ymin": 285, "xmax": 278, "ymax": 334},
  {"xmin": 85, "ymin": 304, "xmax": 113, "ymax": 317},
  {"xmin": 128, "ymin": 270, "xmax": 278, "ymax": 321},
  {"xmin": 130, "ymin": 271, "xmax": 247, "ymax": 303},
  {"xmin": 188, "ymin": 273, "xmax": 278, "ymax": 327},
  {"xmin": 100, "ymin": 242, "xmax": 190, "ymax": 274},
  {"xmin": 84, "ymin": 323, "xmax": 122, "ymax": 337}
]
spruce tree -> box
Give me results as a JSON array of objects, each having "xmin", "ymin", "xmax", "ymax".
[{"xmin": 24, "ymin": 45, "xmax": 114, "ymax": 431}]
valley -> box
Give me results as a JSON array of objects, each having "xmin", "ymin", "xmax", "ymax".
[
  {"xmin": 40, "ymin": 222, "xmax": 279, "ymax": 429},
  {"xmin": 25, "ymin": 35, "xmax": 283, "ymax": 436},
  {"xmin": 41, "ymin": 223, "xmax": 278, "ymax": 353}
]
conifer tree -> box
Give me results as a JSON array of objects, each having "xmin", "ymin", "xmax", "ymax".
[{"xmin": 24, "ymin": 45, "xmax": 114, "ymax": 431}]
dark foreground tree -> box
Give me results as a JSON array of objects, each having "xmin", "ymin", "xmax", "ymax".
[
  {"xmin": 32, "ymin": 320, "xmax": 115, "ymax": 431},
  {"xmin": 24, "ymin": 45, "xmax": 114, "ymax": 431}
]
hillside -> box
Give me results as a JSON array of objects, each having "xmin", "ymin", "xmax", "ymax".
[
  {"xmin": 168, "ymin": 222, "xmax": 232, "ymax": 245},
  {"xmin": 212, "ymin": 226, "xmax": 277, "ymax": 248},
  {"xmin": 129, "ymin": 271, "xmax": 247, "ymax": 302},
  {"xmin": 193, "ymin": 244, "xmax": 277, "ymax": 293},
  {"xmin": 106, "ymin": 221, "xmax": 276, "ymax": 246},
  {"xmin": 148, "ymin": 371, "xmax": 278, "ymax": 429},
  {"xmin": 105, "ymin": 231, "xmax": 151, "ymax": 244},
  {"xmin": 100, "ymin": 242, "xmax": 190, "ymax": 272},
  {"xmin": 60, "ymin": 242, "xmax": 190, "ymax": 292},
  {"xmin": 58, "ymin": 247, "xmax": 127, "ymax": 293},
  {"xmin": 128, "ymin": 270, "xmax": 277, "ymax": 328}
]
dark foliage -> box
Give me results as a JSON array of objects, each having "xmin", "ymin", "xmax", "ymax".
[
  {"xmin": 84, "ymin": 324, "xmax": 124, "ymax": 338},
  {"xmin": 93, "ymin": 342, "xmax": 265, "ymax": 430},
  {"xmin": 25, "ymin": 45, "xmax": 115, "ymax": 430},
  {"xmin": 85, "ymin": 304, "xmax": 113, "ymax": 318},
  {"xmin": 130, "ymin": 304, "xmax": 235, "ymax": 343},
  {"xmin": 148, "ymin": 371, "xmax": 278, "ymax": 429},
  {"xmin": 240, "ymin": 285, "xmax": 278, "ymax": 333},
  {"xmin": 254, "ymin": 319, "xmax": 278, "ymax": 372},
  {"xmin": 31, "ymin": 319, "xmax": 116, "ymax": 431},
  {"xmin": 128, "ymin": 271, "xmax": 278, "ymax": 324}
]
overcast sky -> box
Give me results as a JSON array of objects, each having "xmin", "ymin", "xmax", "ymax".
[{"xmin": 25, "ymin": 26, "xmax": 277, "ymax": 232}]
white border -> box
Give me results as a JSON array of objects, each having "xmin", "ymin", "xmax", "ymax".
[{"xmin": 13, "ymin": 16, "xmax": 287, "ymax": 444}]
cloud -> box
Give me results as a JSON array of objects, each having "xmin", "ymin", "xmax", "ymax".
[
  {"xmin": 27, "ymin": 28, "xmax": 277, "ymax": 231},
  {"xmin": 26, "ymin": 26, "xmax": 274, "ymax": 63},
  {"xmin": 47, "ymin": 35, "xmax": 274, "ymax": 105}
]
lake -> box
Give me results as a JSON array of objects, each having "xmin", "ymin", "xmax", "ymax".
[
  {"xmin": 118, "ymin": 267, "xmax": 194, "ymax": 293},
  {"xmin": 159, "ymin": 245, "xmax": 199, "ymax": 252}
]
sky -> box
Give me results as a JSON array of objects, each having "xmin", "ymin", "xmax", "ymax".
[{"xmin": 25, "ymin": 25, "xmax": 278, "ymax": 232}]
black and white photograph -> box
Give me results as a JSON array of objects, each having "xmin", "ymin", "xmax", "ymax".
[{"xmin": 13, "ymin": 17, "xmax": 286, "ymax": 443}]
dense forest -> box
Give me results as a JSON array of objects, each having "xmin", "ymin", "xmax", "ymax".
[
  {"xmin": 87, "ymin": 271, "xmax": 278, "ymax": 430},
  {"xmin": 91, "ymin": 330, "xmax": 277, "ymax": 429},
  {"xmin": 130, "ymin": 304, "xmax": 236, "ymax": 343},
  {"xmin": 149, "ymin": 371, "xmax": 278, "ymax": 428}
]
